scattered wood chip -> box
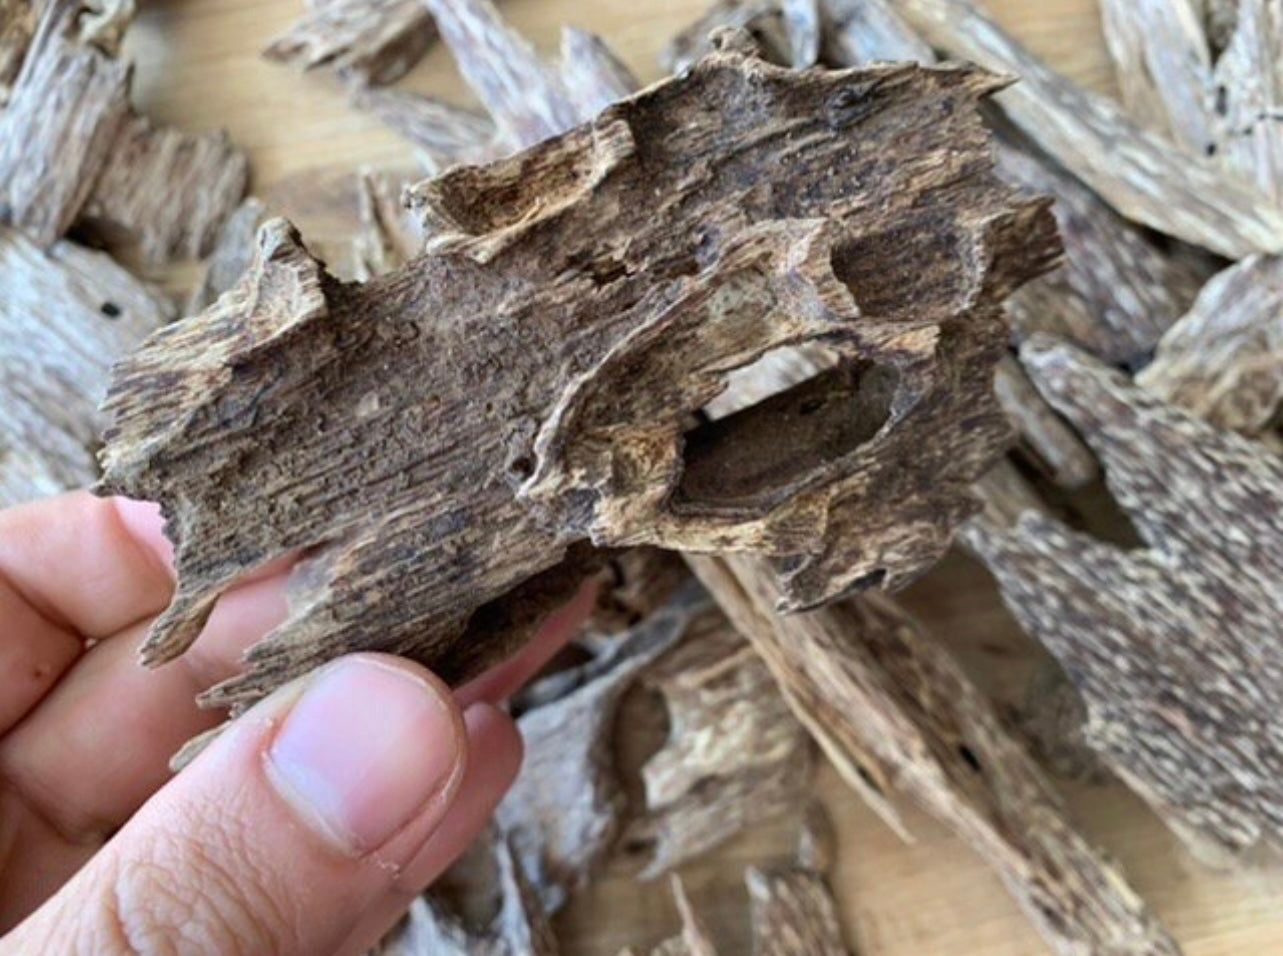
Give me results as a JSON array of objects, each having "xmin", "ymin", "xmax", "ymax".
[
  {"xmin": 664, "ymin": 0, "xmax": 821, "ymax": 71},
  {"xmin": 1210, "ymin": 0, "xmax": 1283, "ymax": 204},
  {"xmin": 965, "ymin": 337, "xmax": 1283, "ymax": 864},
  {"xmin": 994, "ymin": 354, "xmax": 1097, "ymax": 489},
  {"xmin": 0, "ymin": 1, "xmax": 247, "ymax": 259},
  {"xmin": 0, "ymin": 226, "xmax": 174, "ymax": 505},
  {"xmin": 188, "ymin": 197, "xmax": 270, "ymax": 314},
  {"xmin": 79, "ymin": 115, "xmax": 250, "ymax": 264},
  {"xmin": 745, "ymin": 865, "xmax": 848, "ymax": 956},
  {"xmin": 898, "ymin": 0, "xmax": 1283, "ymax": 257},
  {"xmin": 625, "ymin": 602, "xmax": 814, "ymax": 877},
  {"xmin": 0, "ymin": 0, "xmax": 34, "ymax": 104},
  {"xmin": 351, "ymin": 86, "xmax": 497, "ymax": 172},
  {"xmin": 689, "ymin": 555, "xmax": 1178, "ymax": 956},
  {"xmin": 0, "ymin": 6, "xmax": 131, "ymax": 244},
  {"xmin": 1098, "ymin": 0, "xmax": 1216, "ymax": 153},
  {"xmin": 262, "ymin": 0, "xmax": 436, "ymax": 86},
  {"xmin": 96, "ymin": 46, "xmax": 1055, "ymax": 715},
  {"xmin": 558, "ymin": 26, "xmax": 642, "ymax": 118},
  {"xmin": 374, "ymin": 829, "xmax": 558, "ymax": 955},
  {"xmin": 497, "ymin": 592, "xmax": 690, "ymax": 911},
  {"xmin": 1137, "ymin": 255, "xmax": 1283, "ymax": 440}
]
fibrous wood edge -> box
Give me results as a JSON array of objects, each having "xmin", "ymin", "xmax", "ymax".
[
  {"xmin": 0, "ymin": 0, "xmax": 248, "ymax": 260},
  {"xmin": 98, "ymin": 47, "xmax": 1056, "ymax": 717},
  {"xmin": 495, "ymin": 591, "xmax": 691, "ymax": 912},
  {"xmin": 0, "ymin": 226, "xmax": 174, "ymax": 505},
  {"xmin": 688, "ymin": 553, "xmax": 1178, "ymax": 956},
  {"xmin": 898, "ymin": 0, "xmax": 1283, "ymax": 257},
  {"xmin": 1136, "ymin": 255, "xmax": 1283, "ymax": 441},
  {"xmin": 189, "ymin": 198, "xmax": 270, "ymax": 314},
  {"xmin": 262, "ymin": 0, "xmax": 436, "ymax": 87},
  {"xmin": 373, "ymin": 828, "xmax": 558, "ymax": 955},
  {"xmin": 624, "ymin": 600, "xmax": 815, "ymax": 877},
  {"xmin": 964, "ymin": 337, "xmax": 1283, "ymax": 865}
]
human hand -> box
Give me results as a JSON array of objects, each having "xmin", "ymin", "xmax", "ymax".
[{"xmin": 0, "ymin": 492, "xmax": 594, "ymax": 954}]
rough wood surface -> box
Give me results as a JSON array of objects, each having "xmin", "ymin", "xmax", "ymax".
[
  {"xmin": 97, "ymin": 46, "xmax": 1055, "ymax": 718},
  {"xmin": 1136, "ymin": 255, "xmax": 1283, "ymax": 440},
  {"xmin": 262, "ymin": 0, "xmax": 436, "ymax": 86},
  {"xmin": 964, "ymin": 338, "xmax": 1283, "ymax": 865},
  {"xmin": 625, "ymin": 602, "xmax": 814, "ymax": 877},
  {"xmin": 898, "ymin": 0, "xmax": 1283, "ymax": 257},
  {"xmin": 0, "ymin": 226, "xmax": 174, "ymax": 505},
  {"xmin": 689, "ymin": 554, "xmax": 1177, "ymax": 956}
]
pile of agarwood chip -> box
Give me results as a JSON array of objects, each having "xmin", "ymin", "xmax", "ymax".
[{"xmin": 3, "ymin": 0, "xmax": 1281, "ymax": 953}]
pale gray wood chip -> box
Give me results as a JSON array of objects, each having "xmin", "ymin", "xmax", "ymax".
[
  {"xmin": 1137, "ymin": 254, "xmax": 1283, "ymax": 439},
  {"xmin": 559, "ymin": 26, "xmax": 642, "ymax": 119},
  {"xmin": 899, "ymin": 0, "xmax": 1283, "ymax": 257},
  {"xmin": 0, "ymin": 226, "xmax": 174, "ymax": 505},
  {"xmin": 351, "ymin": 86, "xmax": 497, "ymax": 172},
  {"xmin": 1210, "ymin": 0, "xmax": 1283, "ymax": 203},
  {"xmin": 965, "ymin": 336, "xmax": 1283, "ymax": 864},
  {"xmin": 263, "ymin": 0, "xmax": 436, "ymax": 86}
]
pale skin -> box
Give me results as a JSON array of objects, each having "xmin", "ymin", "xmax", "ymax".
[{"xmin": 0, "ymin": 491, "xmax": 595, "ymax": 955}]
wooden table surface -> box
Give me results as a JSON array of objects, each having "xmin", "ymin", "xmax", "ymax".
[{"xmin": 122, "ymin": 1, "xmax": 1283, "ymax": 953}]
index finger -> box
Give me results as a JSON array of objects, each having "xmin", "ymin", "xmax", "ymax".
[{"xmin": 0, "ymin": 492, "xmax": 174, "ymax": 642}]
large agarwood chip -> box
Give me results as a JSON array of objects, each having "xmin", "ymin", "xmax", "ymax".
[
  {"xmin": 262, "ymin": 0, "xmax": 435, "ymax": 86},
  {"xmin": 964, "ymin": 337, "xmax": 1283, "ymax": 864},
  {"xmin": 0, "ymin": 226, "xmax": 174, "ymax": 505},
  {"xmin": 898, "ymin": 0, "xmax": 1283, "ymax": 257},
  {"xmin": 1137, "ymin": 255, "xmax": 1283, "ymax": 441},
  {"xmin": 496, "ymin": 592, "xmax": 689, "ymax": 912},
  {"xmin": 97, "ymin": 47, "xmax": 1056, "ymax": 714},
  {"xmin": 625, "ymin": 602, "xmax": 814, "ymax": 877},
  {"xmin": 688, "ymin": 556, "xmax": 1178, "ymax": 956}
]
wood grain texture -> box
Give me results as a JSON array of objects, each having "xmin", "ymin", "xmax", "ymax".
[
  {"xmin": 88, "ymin": 1, "xmax": 1283, "ymax": 952},
  {"xmin": 965, "ymin": 339, "xmax": 1283, "ymax": 864}
]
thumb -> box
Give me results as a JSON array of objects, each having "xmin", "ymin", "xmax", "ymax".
[{"xmin": 3, "ymin": 654, "xmax": 522, "ymax": 956}]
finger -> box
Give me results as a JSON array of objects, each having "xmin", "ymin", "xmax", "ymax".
[
  {"xmin": 0, "ymin": 493, "xmax": 173, "ymax": 640},
  {"xmin": 456, "ymin": 579, "xmax": 597, "ymax": 709},
  {"xmin": 0, "ymin": 573, "xmax": 288, "ymax": 841},
  {"xmin": 3, "ymin": 654, "xmax": 519, "ymax": 956},
  {"xmin": 0, "ymin": 575, "xmax": 81, "ymax": 734},
  {"xmin": 335, "ymin": 702, "xmax": 523, "ymax": 955}
]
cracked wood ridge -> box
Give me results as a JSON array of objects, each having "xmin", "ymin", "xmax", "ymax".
[{"xmin": 97, "ymin": 45, "xmax": 1058, "ymax": 714}]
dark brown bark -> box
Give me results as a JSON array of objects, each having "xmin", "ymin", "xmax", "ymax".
[{"xmin": 97, "ymin": 46, "xmax": 1056, "ymax": 720}]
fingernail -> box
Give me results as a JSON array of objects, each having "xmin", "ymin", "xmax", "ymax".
[{"xmin": 265, "ymin": 657, "xmax": 463, "ymax": 854}]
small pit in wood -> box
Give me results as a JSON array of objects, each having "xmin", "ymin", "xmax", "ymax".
[{"xmin": 673, "ymin": 360, "xmax": 899, "ymax": 515}]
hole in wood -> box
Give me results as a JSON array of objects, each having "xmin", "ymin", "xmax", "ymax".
[
  {"xmin": 957, "ymin": 743, "xmax": 983, "ymax": 773},
  {"xmin": 673, "ymin": 360, "xmax": 898, "ymax": 515},
  {"xmin": 100, "ymin": 301, "xmax": 121, "ymax": 319}
]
